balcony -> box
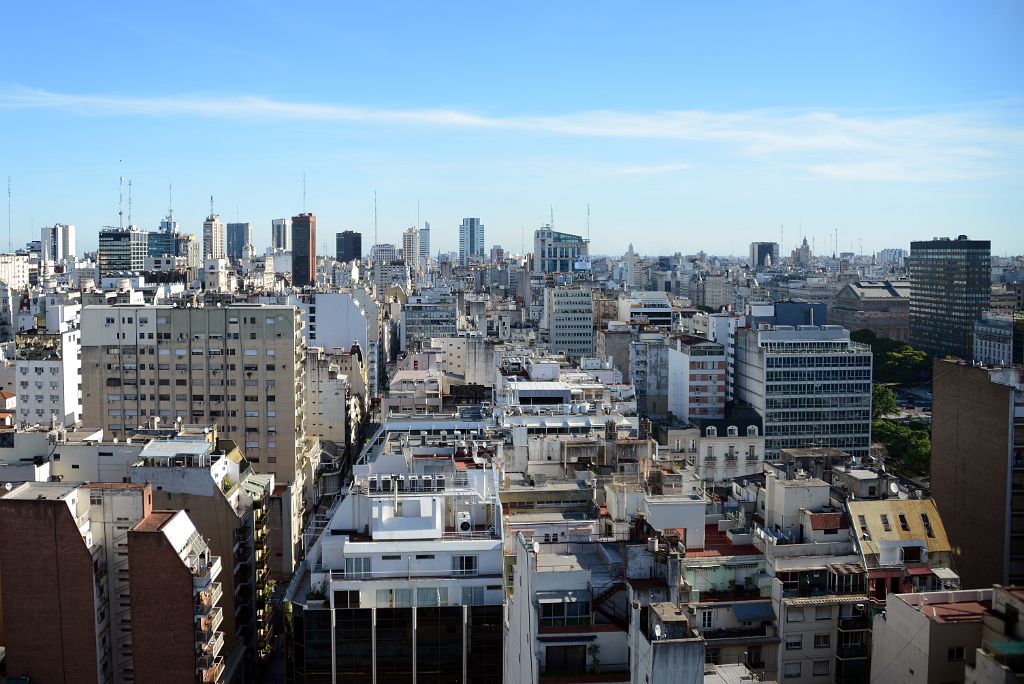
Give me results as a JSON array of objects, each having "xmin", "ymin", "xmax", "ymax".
[
  {"xmin": 197, "ymin": 630, "xmax": 225, "ymax": 659},
  {"xmin": 838, "ymin": 614, "xmax": 870, "ymax": 631},
  {"xmin": 196, "ymin": 582, "xmax": 223, "ymax": 613},
  {"xmin": 192, "ymin": 556, "xmax": 222, "ymax": 590},
  {"xmin": 701, "ymin": 624, "xmax": 778, "ymax": 645},
  {"xmin": 836, "ymin": 643, "xmax": 869, "ymax": 659},
  {"xmin": 197, "ymin": 655, "xmax": 225, "ymax": 683}
]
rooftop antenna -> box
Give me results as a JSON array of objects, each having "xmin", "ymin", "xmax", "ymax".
[
  {"xmin": 780, "ymin": 224, "xmax": 784, "ymax": 250},
  {"xmin": 6, "ymin": 175, "xmax": 11, "ymax": 252},
  {"xmin": 168, "ymin": 182, "xmax": 174, "ymax": 227},
  {"xmin": 118, "ymin": 175, "xmax": 124, "ymax": 229},
  {"xmin": 302, "ymin": 172, "xmax": 306, "ymax": 213},
  {"xmin": 210, "ymin": 195, "xmax": 214, "ymax": 217},
  {"xmin": 417, "ymin": 197, "xmax": 420, "ymax": 229},
  {"xmin": 587, "ymin": 203, "xmax": 591, "ymax": 241},
  {"xmin": 127, "ymin": 179, "xmax": 133, "ymax": 227},
  {"xmin": 550, "ymin": 204, "xmax": 554, "ymax": 228},
  {"xmin": 373, "ymin": 190, "xmax": 378, "ymax": 245}
]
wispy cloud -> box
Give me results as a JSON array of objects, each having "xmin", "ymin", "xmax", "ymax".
[
  {"xmin": 2, "ymin": 85, "xmax": 1022, "ymax": 183},
  {"xmin": 611, "ymin": 163, "xmax": 692, "ymax": 176}
]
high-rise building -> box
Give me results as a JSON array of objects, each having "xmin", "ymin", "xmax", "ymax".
[
  {"xmin": 272, "ymin": 218, "xmax": 291, "ymax": 251},
  {"xmin": 79, "ymin": 303, "xmax": 315, "ymax": 575},
  {"xmin": 401, "ymin": 288, "xmax": 458, "ymax": 350},
  {"xmin": 542, "ymin": 286, "xmax": 595, "ymax": 359},
  {"xmin": 419, "ymin": 221, "xmax": 431, "ymax": 269},
  {"xmin": 15, "ymin": 298, "xmax": 82, "ymax": 426},
  {"xmin": 226, "ymin": 221, "xmax": 253, "ymax": 261},
  {"xmin": 458, "ymin": 217, "xmax": 485, "ymax": 265},
  {"xmin": 876, "ymin": 248, "xmax": 906, "ymax": 267},
  {"xmin": 402, "ymin": 226, "xmax": 420, "ymax": 272},
  {"xmin": 98, "ymin": 226, "xmax": 147, "ymax": 274},
  {"xmin": 336, "ymin": 230, "xmax": 361, "ymax": 262},
  {"xmin": 291, "ymin": 213, "xmax": 317, "ymax": 287},
  {"xmin": 931, "ymin": 360, "xmax": 1024, "ymax": 588},
  {"xmin": 203, "ymin": 213, "xmax": 227, "ymax": 260},
  {"xmin": 909, "ymin": 236, "xmax": 991, "ymax": 358},
  {"xmin": 749, "ymin": 241, "xmax": 779, "ymax": 269},
  {"xmin": 370, "ymin": 243, "xmax": 399, "ymax": 263},
  {"xmin": 533, "ymin": 227, "xmax": 589, "ymax": 275},
  {"xmin": 41, "ymin": 223, "xmax": 75, "ymax": 262},
  {"xmin": 735, "ymin": 324, "xmax": 873, "ymax": 460}
]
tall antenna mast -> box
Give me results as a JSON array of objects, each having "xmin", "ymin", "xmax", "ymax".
[
  {"xmin": 587, "ymin": 203, "xmax": 591, "ymax": 241},
  {"xmin": 374, "ymin": 190, "xmax": 378, "ymax": 245},
  {"xmin": 417, "ymin": 197, "xmax": 420, "ymax": 229},
  {"xmin": 210, "ymin": 195, "xmax": 214, "ymax": 217},
  {"xmin": 127, "ymin": 180, "xmax": 133, "ymax": 227},
  {"xmin": 302, "ymin": 173, "xmax": 306, "ymax": 212},
  {"xmin": 550, "ymin": 205, "xmax": 554, "ymax": 228},
  {"xmin": 118, "ymin": 176, "xmax": 124, "ymax": 229},
  {"xmin": 6, "ymin": 176, "xmax": 11, "ymax": 252},
  {"xmin": 168, "ymin": 182, "xmax": 173, "ymax": 226}
]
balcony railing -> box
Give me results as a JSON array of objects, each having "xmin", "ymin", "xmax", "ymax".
[
  {"xmin": 192, "ymin": 556, "xmax": 223, "ymax": 589},
  {"xmin": 197, "ymin": 655, "xmax": 225, "ymax": 683},
  {"xmin": 836, "ymin": 643, "xmax": 869, "ymax": 659},
  {"xmin": 838, "ymin": 615, "xmax": 870, "ymax": 631}
]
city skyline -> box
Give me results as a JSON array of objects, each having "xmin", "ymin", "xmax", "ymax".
[{"xmin": 2, "ymin": 2, "xmax": 1022, "ymax": 257}]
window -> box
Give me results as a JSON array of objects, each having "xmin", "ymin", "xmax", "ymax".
[
  {"xmin": 415, "ymin": 554, "xmax": 435, "ymax": 560},
  {"xmin": 880, "ymin": 514, "xmax": 891, "ymax": 531},
  {"xmin": 380, "ymin": 554, "xmax": 401, "ymax": 561},
  {"xmin": 898, "ymin": 513, "xmax": 910, "ymax": 531},
  {"xmin": 462, "ymin": 586, "xmax": 484, "ymax": 605},
  {"xmin": 813, "ymin": 660, "xmax": 830, "ymax": 676},
  {"xmin": 417, "ymin": 586, "xmax": 447, "ymax": 607},
  {"xmin": 344, "ymin": 556, "xmax": 371, "ymax": 578},
  {"xmin": 333, "ymin": 590, "xmax": 359, "ymax": 608},
  {"xmin": 815, "ymin": 606, "xmax": 832, "ymax": 621},
  {"xmin": 784, "ymin": 662, "xmax": 801, "ymax": 678},
  {"xmin": 452, "ymin": 555, "xmax": 478, "ymax": 576},
  {"xmin": 540, "ymin": 599, "xmax": 590, "ymax": 627},
  {"xmin": 948, "ymin": 646, "xmax": 965, "ymax": 662},
  {"xmin": 787, "ymin": 607, "xmax": 805, "ymax": 622},
  {"xmin": 814, "ymin": 634, "xmax": 830, "ymax": 648},
  {"xmin": 701, "ymin": 609, "xmax": 713, "ymax": 630},
  {"xmin": 786, "ymin": 635, "xmax": 802, "ymax": 650}
]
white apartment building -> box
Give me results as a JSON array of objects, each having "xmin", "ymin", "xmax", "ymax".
[
  {"xmin": 616, "ymin": 290, "xmax": 672, "ymax": 328},
  {"xmin": 0, "ymin": 252, "xmax": 31, "ymax": 290},
  {"xmin": 369, "ymin": 242, "xmax": 399, "ymax": 263},
  {"xmin": 305, "ymin": 346, "xmax": 348, "ymax": 445},
  {"xmin": 14, "ymin": 297, "xmax": 82, "ymax": 426},
  {"xmin": 402, "ymin": 226, "xmax": 421, "ymax": 273},
  {"xmin": 735, "ymin": 324, "xmax": 873, "ymax": 460},
  {"xmin": 294, "ymin": 416, "xmax": 506, "ymax": 682},
  {"xmin": 272, "ymin": 218, "xmax": 290, "ymax": 251},
  {"xmin": 543, "ymin": 286, "xmax": 594, "ymax": 359},
  {"xmin": 973, "ymin": 312, "xmax": 1018, "ymax": 365},
  {"xmin": 204, "ymin": 213, "xmax": 227, "ymax": 260}
]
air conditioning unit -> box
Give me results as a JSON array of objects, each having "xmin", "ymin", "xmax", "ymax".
[{"xmin": 456, "ymin": 511, "xmax": 473, "ymax": 534}]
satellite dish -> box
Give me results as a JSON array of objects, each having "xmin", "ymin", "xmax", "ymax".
[
  {"xmin": 4, "ymin": 482, "xmax": 12, "ymax": 492},
  {"xmin": 889, "ymin": 482, "xmax": 899, "ymax": 495},
  {"xmin": 654, "ymin": 623, "xmax": 662, "ymax": 639}
]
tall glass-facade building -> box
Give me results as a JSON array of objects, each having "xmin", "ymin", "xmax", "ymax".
[{"xmin": 909, "ymin": 236, "xmax": 991, "ymax": 359}]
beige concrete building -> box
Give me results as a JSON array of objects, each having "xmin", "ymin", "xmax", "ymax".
[{"xmin": 79, "ymin": 302, "xmax": 316, "ymax": 575}]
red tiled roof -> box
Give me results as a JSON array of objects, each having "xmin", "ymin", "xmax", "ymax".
[{"xmin": 810, "ymin": 512, "xmax": 847, "ymax": 530}]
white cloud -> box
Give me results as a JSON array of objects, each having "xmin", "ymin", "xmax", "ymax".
[{"xmin": 2, "ymin": 86, "xmax": 1021, "ymax": 183}]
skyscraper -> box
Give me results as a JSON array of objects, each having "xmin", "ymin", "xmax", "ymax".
[
  {"xmin": 203, "ymin": 213, "xmax": 226, "ymax": 260},
  {"xmin": 458, "ymin": 217, "xmax": 485, "ymax": 265},
  {"xmin": 98, "ymin": 227, "xmax": 147, "ymax": 274},
  {"xmin": 419, "ymin": 221, "xmax": 431, "ymax": 268},
  {"xmin": 909, "ymin": 235, "xmax": 991, "ymax": 358},
  {"xmin": 272, "ymin": 218, "xmax": 291, "ymax": 251},
  {"xmin": 749, "ymin": 241, "xmax": 779, "ymax": 269},
  {"xmin": 226, "ymin": 221, "xmax": 253, "ymax": 261},
  {"xmin": 291, "ymin": 213, "xmax": 317, "ymax": 287},
  {"xmin": 40, "ymin": 223, "xmax": 75, "ymax": 262},
  {"xmin": 533, "ymin": 227, "xmax": 589, "ymax": 274},
  {"xmin": 402, "ymin": 226, "xmax": 420, "ymax": 272},
  {"xmin": 336, "ymin": 230, "xmax": 362, "ymax": 262}
]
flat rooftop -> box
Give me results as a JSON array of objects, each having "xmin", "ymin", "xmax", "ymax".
[{"xmin": 5, "ymin": 482, "xmax": 78, "ymax": 501}]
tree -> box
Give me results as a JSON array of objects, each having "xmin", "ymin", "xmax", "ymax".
[{"xmin": 872, "ymin": 384, "xmax": 898, "ymax": 421}]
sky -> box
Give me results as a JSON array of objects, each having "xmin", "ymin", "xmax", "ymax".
[{"xmin": 1, "ymin": 1, "xmax": 1022, "ymax": 257}]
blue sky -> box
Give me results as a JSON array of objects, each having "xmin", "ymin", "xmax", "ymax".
[{"xmin": 2, "ymin": 1, "xmax": 1022, "ymax": 257}]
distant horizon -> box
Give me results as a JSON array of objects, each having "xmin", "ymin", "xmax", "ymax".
[{"xmin": 2, "ymin": 2, "xmax": 1022, "ymax": 256}]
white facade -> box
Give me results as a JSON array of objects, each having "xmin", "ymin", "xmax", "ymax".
[
  {"xmin": 203, "ymin": 214, "xmax": 226, "ymax": 260},
  {"xmin": 0, "ymin": 252, "xmax": 31, "ymax": 289},
  {"xmin": 458, "ymin": 218, "xmax": 485, "ymax": 265},
  {"xmin": 305, "ymin": 347, "xmax": 348, "ymax": 445},
  {"xmin": 973, "ymin": 312, "xmax": 1016, "ymax": 366},
  {"xmin": 543, "ymin": 287, "xmax": 594, "ymax": 359},
  {"xmin": 272, "ymin": 218, "xmax": 290, "ymax": 251}
]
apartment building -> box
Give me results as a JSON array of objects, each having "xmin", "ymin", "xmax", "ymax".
[
  {"xmin": 79, "ymin": 302, "xmax": 314, "ymax": 575},
  {"xmin": 14, "ymin": 297, "xmax": 82, "ymax": 426},
  {"xmin": 871, "ymin": 588, "xmax": 994, "ymax": 684},
  {"xmin": 0, "ymin": 482, "xmax": 225, "ymax": 684},
  {"xmin": 630, "ymin": 332, "xmax": 727, "ymax": 422},
  {"xmin": 735, "ymin": 324, "xmax": 873, "ymax": 460},
  {"xmin": 663, "ymin": 410, "xmax": 765, "ymax": 483},
  {"xmin": 304, "ymin": 346, "xmax": 349, "ymax": 445},
  {"xmin": 617, "ymin": 290, "xmax": 673, "ymax": 328},
  {"xmin": 543, "ymin": 286, "xmax": 594, "ymax": 359},
  {"xmin": 974, "ymin": 312, "xmax": 1024, "ymax": 366},
  {"xmin": 289, "ymin": 417, "xmax": 505, "ymax": 683},
  {"xmin": 203, "ymin": 213, "xmax": 227, "ymax": 260},
  {"xmin": 932, "ymin": 360, "xmax": 1024, "ymax": 588},
  {"xmin": 271, "ymin": 217, "xmax": 290, "ymax": 251},
  {"xmin": 401, "ymin": 289, "xmax": 459, "ymax": 350}
]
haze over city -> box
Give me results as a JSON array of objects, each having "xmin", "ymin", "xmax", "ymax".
[{"xmin": 2, "ymin": 1, "xmax": 1023, "ymax": 256}]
